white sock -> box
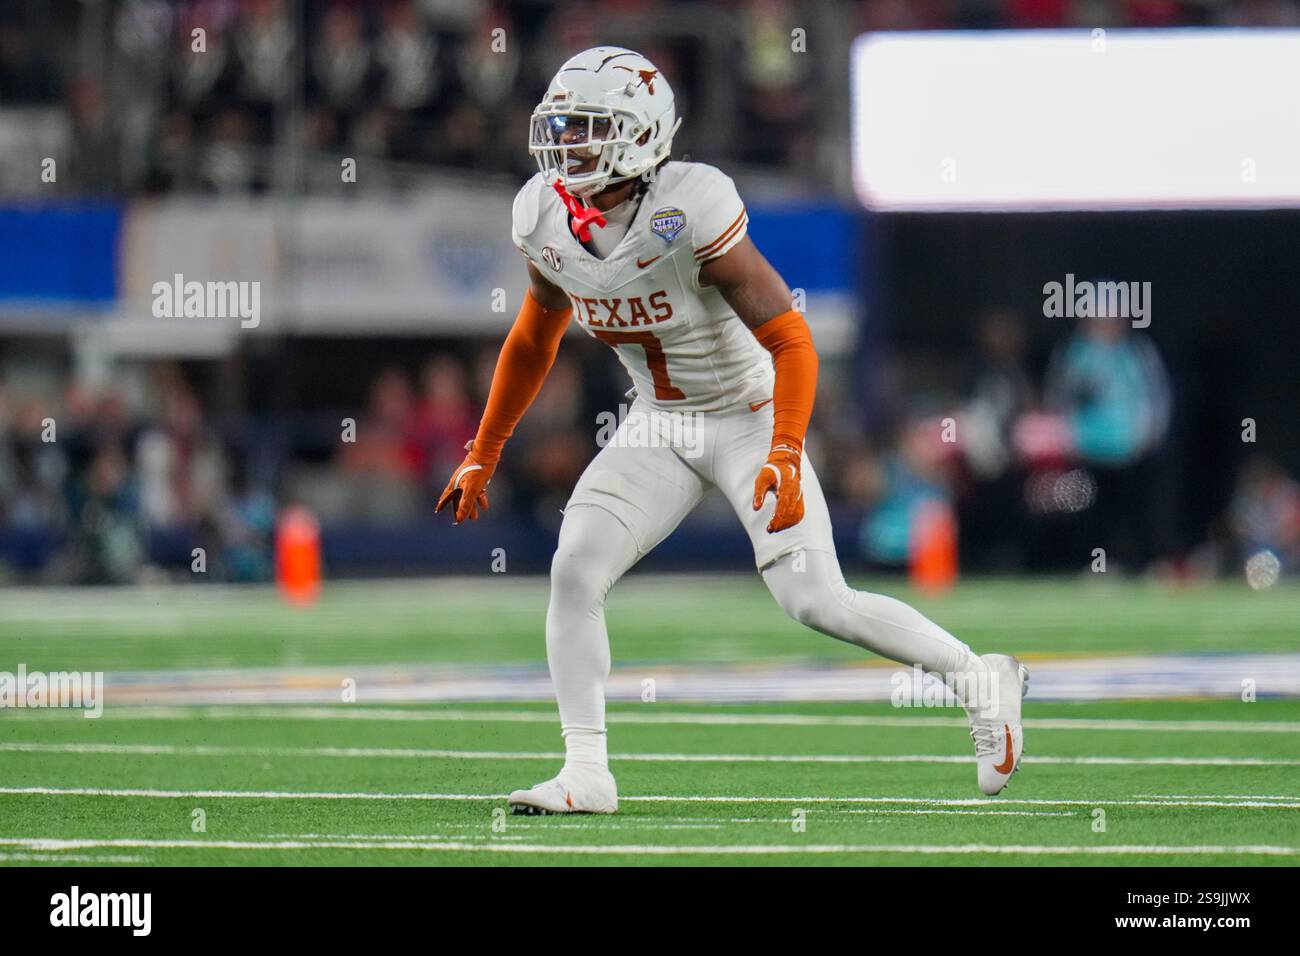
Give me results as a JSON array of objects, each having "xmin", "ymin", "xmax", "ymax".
[{"xmin": 563, "ymin": 729, "xmax": 609, "ymax": 768}]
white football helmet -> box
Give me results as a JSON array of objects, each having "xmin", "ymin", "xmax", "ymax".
[{"xmin": 529, "ymin": 46, "xmax": 681, "ymax": 197}]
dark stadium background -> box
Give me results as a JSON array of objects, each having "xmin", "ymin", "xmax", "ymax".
[{"xmin": 2, "ymin": 0, "xmax": 1298, "ymax": 580}]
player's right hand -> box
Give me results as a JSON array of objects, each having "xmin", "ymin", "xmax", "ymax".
[{"xmin": 436, "ymin": 441, "xmax": 497, "ymax": 523}]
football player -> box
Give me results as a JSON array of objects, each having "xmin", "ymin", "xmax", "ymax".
[{"xmin": 438, "ymin": 47, "xmax": 1027, "ymax": 813}]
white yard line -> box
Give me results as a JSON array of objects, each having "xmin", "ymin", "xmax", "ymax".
[
  {"xmin": 0, "ymin": 851, "xmax": 144, "ymax": 863},
  {"xmin": 848, "ymin": 809, "xmax": 1077, "ymax": 817},
  {"xmin": 3, "ymin": 741, "xmax": 1297, "ymax": 767},
  {"xmin": 621, "ymin": 794, "xmax": 1300, "ymax": 809},
  {"xmin": 3, "ymin": 786, "xmax": 1299, "ymax": 810},
  {"xmin": 5, "ymin": 704, "xmax": 1299, "ymax": 733},
  {"xmin": 0, "ymin": 837, "xmax": 1294, "ymax": 857},
  {"xmin": 260, "ymin": 818, "xmax": 830, "ymax": 834},
  {"xmin": 1136, "ymin": 793, "xmax": 1298, "ymax": 800},
  {"xmin": 0, "ymin": 786, "xmax": 487, "ymax": 801}
]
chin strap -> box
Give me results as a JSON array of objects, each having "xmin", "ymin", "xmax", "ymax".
[{"xmin": 552, "ymin": 179, "xmax": 608, "ymax": 243}]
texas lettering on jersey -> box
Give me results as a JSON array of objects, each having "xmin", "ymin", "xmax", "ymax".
[
  {"xmin": 567, "ymin": 291, "xmax": 673, "ymax": 328},
  {"xmin": 512, "ymin": 161, "xmax": 773, "ymax": 412}
]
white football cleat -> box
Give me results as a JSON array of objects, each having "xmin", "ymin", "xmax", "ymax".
[
  {"xmin": 507, "ymin": 764, "xmax": 618, "ymax": 815},
  {"xmin": 962, "ymin": 653, "xmax": 1029, "ymax": 796}
]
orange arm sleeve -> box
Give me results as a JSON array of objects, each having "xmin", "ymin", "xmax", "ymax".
[
  {"xmin": 471, "ymin": 289, "xmax": 573, "ymax": 463},
  {"xmin": 751, "ymin": 309, "xmax": 818, "ymax": 455}
]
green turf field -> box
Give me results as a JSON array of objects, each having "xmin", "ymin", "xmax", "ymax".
[
  {"xmin": 2, "ymin": 574, "xmax": 1298, "ymax": 671},
  {"xmin": 1, "ymin": 576, "xmax": 1297, "ymax": 865}
]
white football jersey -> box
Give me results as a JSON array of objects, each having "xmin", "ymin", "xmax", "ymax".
[{"xmin": 512, "ymin": 161, "xmax": 774, "ymax": 412}]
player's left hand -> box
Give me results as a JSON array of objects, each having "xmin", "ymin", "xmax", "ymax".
[{"xmin": 752, "ymin": 445, "xmax": 804, "ymax": 533}]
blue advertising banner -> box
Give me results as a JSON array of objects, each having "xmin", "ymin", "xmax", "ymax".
[
  {"xmin": 0, "ymin": 202, "xmax": 120, "ymax": 308},
  {"xmin": 746, "ymin": 203, "xmax": 856, "ymax": 292}
]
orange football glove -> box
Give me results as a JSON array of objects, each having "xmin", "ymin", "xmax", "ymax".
[
  {"xmin": 435, "ymin": 441, "xmax": 497, "ymax": 523},
  {"xmin": 752, "ymin": 443, "xmax": 804, "ymax": 533}
]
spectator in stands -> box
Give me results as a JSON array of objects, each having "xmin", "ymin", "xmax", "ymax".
[
  {"xmin": 217, "ymin": 460, "xmax": 276, "ymax": 583},
  {"xmin": 457, "ymin": 3, "xmax": 521, "ymax": 110},
  {"xmin": 859, "ymin": 412, "xmax": 955, "ymax": 567},
  {"xmin": 956, "ymin": 307, "xmax": 1035, "ymax": 569},
  {"xmin": 171, "ymin": 2, "xmax": 232, "ymax": 115},
  {"xmin": 962, "ymin": 307, "xmax": 1034, "ymax": 480},
  {"xmin": 0, "ymin": 395, "xmax": 70, "ymax": 576},
  {"xmin": 312, "ymin": 4, "xmax": 371, "ymax": 115},
  {"xmin": 68, "ymin": 73, "xmax": 116, "ymax": 193},
  {"xmin": 233, "ymin": 0, "xmax": 295, "ymax": 115},
  {"xmin": 739, "ymin": 0, "xmax": 815, "ymax": 166},
  {"xmin": 198, "ymin": 106, "xmax": 260, "ymax": 193},
  {"xmin": 412, "ymin": 355, "xmax": 478, "ymax": 490},
  {"xmin": 340, "ymin": 366, "xmax": 420, "ymax": 481},
  {"xmin": 334, "ymin": 367, "xmax": 422, "ymax": 523},
  {"xmin": 136, "ymin": 378, "xmax": 230, "ymax": 535},
  {"xmin": 1045, "ymin": 309, "xmax": 1170, "ymax": 469},
  {"xmin": 376, "ymin": 0, "xmax": 438, "ymax": 112},
  {"xmin": 1042, "ymin": 306, "xmax": 1172, "ymax": 570},
  {"xmin": 65, "ymin": 442, "xmax": 146, "ymax": 584},
  {"xmin": 1229, "ymin": 456, "xmax": 1300, "ymax": 575}
]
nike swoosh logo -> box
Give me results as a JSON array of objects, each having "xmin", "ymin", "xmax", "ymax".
[
  {"xmin": 636, "ymin": 255, "xmax": 662, "ymax": 268},
  {"xmin": 453, "ymin": 463, "xmax": 483, "ymax": 485},
  {"xmin": 748, "ymin": 398, "xmax": 774, "ymax": 412},
  {"xmin": 565, "ymin": 791, "xmax": 574, "ymax": 809},
  {"xmin": 993, "ymin": 724, "xmax": 1016, "ymax": 775}
]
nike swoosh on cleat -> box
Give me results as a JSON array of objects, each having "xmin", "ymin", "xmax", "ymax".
[
  {"xmin": 993, "ymin": 724, "xmax": 1016, "ymax": 775},
  {"xmin": 565, "ymin": 791, "xmax": 574, "ymax": 809},
  {"xmin": 636, "ymin": 255, "xmax": 662, "ymax": 268},
  {"xmin": 748, "ymin": 398, "xmax": 774, "ymax": 412}
]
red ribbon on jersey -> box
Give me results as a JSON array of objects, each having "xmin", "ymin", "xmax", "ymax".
[{"xmin": 552, "ymin": 179, "xmax": 607, "ymax": 243}]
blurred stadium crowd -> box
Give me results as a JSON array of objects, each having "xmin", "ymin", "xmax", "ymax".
[
  {"xmin": 5, "ymin": 0, "xmax": 1300, "ymax": 196},
  {"xmin": 2, "ymin": 0, "xmax": 1299, "ymax": 583},
  {"xmin": 6, "ymin": 306, "xmax": 1297, "ymax": 584}
]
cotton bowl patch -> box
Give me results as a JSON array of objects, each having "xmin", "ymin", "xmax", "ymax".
[{"xmin": 650, "ymin": 207, "xmax": 686, "ymax": 243}]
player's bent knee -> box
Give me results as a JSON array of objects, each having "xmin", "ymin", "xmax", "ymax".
[
  {"xmin": 549, "ymin": 503, "xmax": 640, "ymax": 613},
  {"xmin": 771, "ymin": 581, "xmax": 832, "ymax": 632},
  {"xmin": 549, "ymin": 548, "xmax": 611, "ymax": 613}
]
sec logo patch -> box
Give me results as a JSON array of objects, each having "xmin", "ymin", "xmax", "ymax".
[
  {"xmin": 541, "ymin": 245, "xmax": 563, "ymax": 272},
  {"xmin": 650, "ymin": 207, "xmax": 686, "ymax": 243}
]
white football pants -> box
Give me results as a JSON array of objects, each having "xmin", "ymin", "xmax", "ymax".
[{"xmin": 546, "ymin": 398, "xmax": 978, "ymax": 768}]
